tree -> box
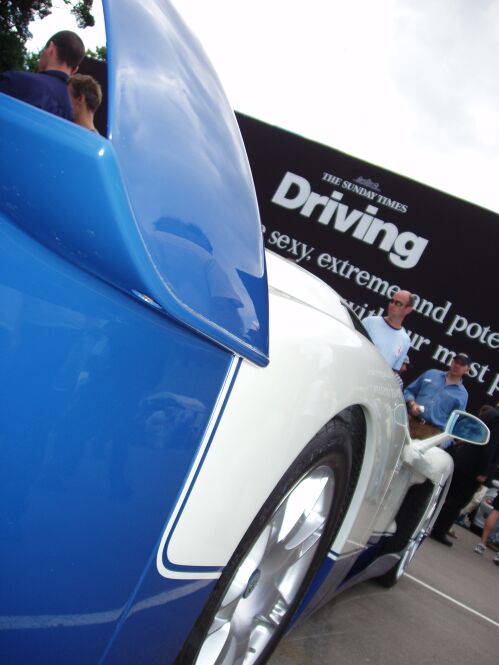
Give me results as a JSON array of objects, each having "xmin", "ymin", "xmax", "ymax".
[
  {"xmin": 24, "ymin": 48, "xmax": 42, "ymax": 73},
  {"xmin": 71, "ymin": 1, "xmax": 94, "ymax": 29},
  {"xmin": 0, "ymin": 1, "xmax": 95, "ymax": 73},
  {"xmin": 85, "ymin": 45, "xmax": 106, "ymax": 62}
]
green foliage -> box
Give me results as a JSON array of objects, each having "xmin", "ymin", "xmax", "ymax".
[
  {"xmin": 0, "ymin": 1, "xmax": 53, "ymax": 72},
  {"xmin": 0, "ymin": 29, "xmax": 28, "ymax": 72},
  {"xmin": 25, "ymin": 49, "xmax": 42, "ymax": 73},
  {"xmin": 85, "ymin": 45, "xmax": 106, "ymax": 62},
  {"xmin": 0, "ymin": 0, "xmax": 95, "ymax": 73},
  {"xmin": 71, "ymin": 1, "xmax": 95, "ymax": 29}
]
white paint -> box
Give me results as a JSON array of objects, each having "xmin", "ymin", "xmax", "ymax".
[
  {"xmin": 156, "ymin": 356, "xmax": 240, "ymax": 580},
  {"xmin": 264, "ymin": 250, "xmax": 351, "ymax": 324},
  {"xmin": 166, "ymin": 256, "xmax": 405, "ymax": 569}
]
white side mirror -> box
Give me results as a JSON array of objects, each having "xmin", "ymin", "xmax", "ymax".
[
  {"xmin": 445, "ymin": 410, "xmax": 490, "ymax": 445},
  {"xmin": 413, "ymin": 409, "xmax": 490, "ymax": 454}
]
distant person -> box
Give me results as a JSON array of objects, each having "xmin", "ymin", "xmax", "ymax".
[
  {"xmin": 473, "ymin": 491, "xmax": 499, "ymax": 563},
  {"xmin": 68, "ymin": 73, "xmax": 102, "ymax": 133},
  {"xmin": 431, "ymin": 405, "xmax": 498, "ymax": 547},
  {"xmin": 0, "ymin": 30, "xmax": 85, "ymax": 121},
  {"xmin": 404, "ymin": 353, "xmax": 470, "ymax": 440},
  {"xmin": 362, "ymin": 291, "xmax": 414, "ymax": 377},
  {"xmin": 472, "ymin": 406, "xmax": 499, "ymax": 560}
]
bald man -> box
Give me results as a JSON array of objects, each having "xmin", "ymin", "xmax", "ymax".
[{"xmin": 362, "ymin": 290, "xmax": 414, "ymax": 371}]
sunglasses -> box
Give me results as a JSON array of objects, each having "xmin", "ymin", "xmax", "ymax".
[{"xmin": 390, "ymin": 299, "xmax": 408, "ymax": 308}]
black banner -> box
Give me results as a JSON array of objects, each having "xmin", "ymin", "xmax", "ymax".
[{"xmin": 237, "ymin": 113, "xmax": 498, "ymax": 414}]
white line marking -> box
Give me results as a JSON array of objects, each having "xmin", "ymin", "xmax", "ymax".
[
  {"xmin": 156, "ymin": 357, "xmax": 240, "ymax": 580},
  {"xmin": 405, "ymin": 574, "xmax": 499, "ymax": 628}
]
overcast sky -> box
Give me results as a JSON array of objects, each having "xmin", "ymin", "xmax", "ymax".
[{"xmin": 28, "ymin": 0, "xmax": 499, "ymax": 214}]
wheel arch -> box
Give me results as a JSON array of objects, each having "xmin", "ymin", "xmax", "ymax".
[
  {"xmin": 172, "ymin": 405, "xmax": 367, "ymax": 665},
  {"xmin": 159, "ymin": 288, "xmax": 405, "ymax": 578}
]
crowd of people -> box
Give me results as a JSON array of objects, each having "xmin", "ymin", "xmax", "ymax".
[
  {"xmin": 0, "ymin": 30, "xmax": 102, "ymax": 134},
  {"xmin": 363, "ymin": 289, "xmax": 499, "ymax": 567}
]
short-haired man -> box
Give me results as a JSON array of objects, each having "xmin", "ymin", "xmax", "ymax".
[
  {"xmin": 0, "ymin": 30, "xmax": 85, "ymax": 121},
  {"xmin": 362, "ymin": 290, "xmax": 414, "ymax": 373},
  {"xmin": 68, "ymin": 73, "xmax": 102, "ymax": 133},
  {"xmin": 404, "ymin": 352, "xmax": 471, "ymax": 440}
]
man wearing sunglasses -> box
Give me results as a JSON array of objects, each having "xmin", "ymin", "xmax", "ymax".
[{"xmin": 362, "ymin": 291, "xmax": 414, "ymax": 377}]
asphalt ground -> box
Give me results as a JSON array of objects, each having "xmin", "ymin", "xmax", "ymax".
[{"xmin": 269, "ymin": 525, "xmax": 499, "ymax": 665}]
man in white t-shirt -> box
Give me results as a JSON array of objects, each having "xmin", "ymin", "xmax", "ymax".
[{"xmin": 362, "ymin": 290, "xmax": 414, "ymax": 372}]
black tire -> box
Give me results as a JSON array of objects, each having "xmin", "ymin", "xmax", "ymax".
[
  {"xmin": 174, "ymin": 406, "xmax": 365, "ymax": 665},
  {"xmin": 376, "ymin": 480, "xmax": 434, "ymax": 588}
]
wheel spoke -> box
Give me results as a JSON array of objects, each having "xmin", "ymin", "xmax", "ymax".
[
  {"xmin": 198, "ymin": 615, "xmax": 252, "ymax": 665},
  {"xmin": 220, "ymin": 525, "xmax": 272, "ymax": 608},
  {"xmin": 247, "ymin": 614, "xmax": 281, "ymax": 654},
  {"xmin": 280, "ymin": 504, "xmax": 327, "ymax": 553},
  {"xmin": 274, "ymin": 553, "xmax": 314, "ymax": 603},
  {"xmin": 230, "ymin": 630, "xmax": 254, "ymax": 665},
  {"xmin": 194, "ymin": 463, "xmax": 337, "ymax": 665},
  {"xmin": 195, "ymin": 622, "xmax": 233, "ymax": 665},
  {"xmin": 209, "ymin": 595, "xmax": 240, "ymax": 635},
  {"xmin": 262, "ymin": 592, "xmax": 290, "ymax": 627},
  {"xmin": 263, "ymin": 468, "xmax": 334, "ymax": 566}
]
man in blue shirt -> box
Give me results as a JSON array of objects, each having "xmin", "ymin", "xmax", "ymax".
[
  {"xmin": 0, "ymin": 30, "xmax": 85, "ymax": 121},
  {"xmin": 404, "ymin": 352, "xmax": 470, "ymax": 440}
]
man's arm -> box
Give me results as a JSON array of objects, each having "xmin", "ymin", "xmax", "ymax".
[
  {"xmin": 403, "ymin": 373, "xmax": 423, "ymax": 403},
  {"xmin": 403, "ymin": 372, "xmax": 426, "ymax": 417}
]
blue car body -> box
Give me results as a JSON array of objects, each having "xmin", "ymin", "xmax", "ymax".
[
  {"xmin": 0, "ymin": 2, "xmax": 457, "ymax": 664},
  {"xmin": 0, "ymin": 1, "xmax": 267, "ymax": 662}
]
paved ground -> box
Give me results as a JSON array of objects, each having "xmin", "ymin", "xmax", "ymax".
[{"xmin": 269, "ymin": 525, "xmax": 499, "ymax": 665}]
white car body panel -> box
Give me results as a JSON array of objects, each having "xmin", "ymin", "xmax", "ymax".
[{"xmin": 162, "ymin": 252, "xmax": 410, "ymax": 574}]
